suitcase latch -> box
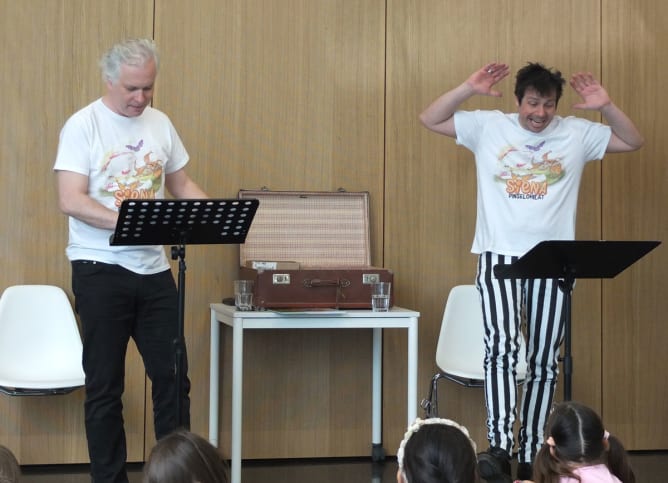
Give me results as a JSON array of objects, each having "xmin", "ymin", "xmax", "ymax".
[
  {"xmin": 272, "ymin": 274, "xmax": 291, "ymax": 284},
  {"xmin": 362, "ymin": 273, "xmax": 380, "ymax": 284}
]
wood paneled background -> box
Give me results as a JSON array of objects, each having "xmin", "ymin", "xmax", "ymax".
[{"xmin": 0, "ymin": 0, "xmax": 665, "ymax": 464}]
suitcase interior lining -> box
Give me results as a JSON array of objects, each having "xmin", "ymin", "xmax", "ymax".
[{"xmin": 239, "ymin": 191, "xmax": 371, "ymax": 267}]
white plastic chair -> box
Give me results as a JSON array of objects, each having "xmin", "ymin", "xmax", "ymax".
[
  {"xmin": 421, "ymin": 285, "xmax": 527, "ymax": 418},
  {"xmin": 0, "ymin": 285, "xmax": 85, "ymax": 396}
]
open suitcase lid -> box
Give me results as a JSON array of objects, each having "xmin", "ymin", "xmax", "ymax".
[{"xmin": 238, "ymin": 190, "xmax": 371, "ymax": 268}]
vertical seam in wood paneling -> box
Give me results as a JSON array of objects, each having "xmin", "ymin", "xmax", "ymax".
[
  {"xmin": 382, "ymin": 0, "xmax": 388, "ymax": 268},
  {"xmin": 152, "ymin": 0, "xmax": 157, "ymax": 38}
]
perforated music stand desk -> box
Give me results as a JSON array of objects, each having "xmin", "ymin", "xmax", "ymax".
[
  {"xmin": 494, "ymin": 240, "xmax": 660, "ymax": 401},
  {"xmin": 110, "ymin": 198, "xmax": 259, "ymax": 426}
]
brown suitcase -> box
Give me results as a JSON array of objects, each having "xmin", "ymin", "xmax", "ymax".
[{"xmin": 238, "ymin": 189, "xmax": 394, "ymax": 309}]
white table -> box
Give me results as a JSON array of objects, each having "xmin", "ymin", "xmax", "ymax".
[{"xmin": 208, "ymin": 304, "xmax": 419, "ymax": 483}]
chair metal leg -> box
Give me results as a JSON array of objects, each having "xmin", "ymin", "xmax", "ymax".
[{"xmin": 420, "ymin": 373, "xmax": 445, "ymax": 418}]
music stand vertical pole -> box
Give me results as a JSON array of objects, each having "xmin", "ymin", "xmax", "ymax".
[
  {"xmin": 171, "ymin": 242, "xmax": 187, "ymax": 428},
  {"xmin": 557, "ymin": 275, "xmax": 575, "ymax": 401}
]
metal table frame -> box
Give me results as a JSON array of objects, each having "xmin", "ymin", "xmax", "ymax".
[{"xmin": 208, "ymin": 304, "xmax": 419, "ymax": 483}]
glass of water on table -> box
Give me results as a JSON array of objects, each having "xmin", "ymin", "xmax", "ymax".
[
  {"xmin": 371, "ymin": 282, "xmax": 391, "ymax": 312},
  {"xmin": 233, "ymin": 280, "xmax": 254, "ymax": 311}
]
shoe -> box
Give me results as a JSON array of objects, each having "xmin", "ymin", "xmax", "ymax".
[
  {"xmin": 516, "ymin": 462, "xmax": 533, "ymax": 480},
  {"xmin": 477, "ymin": 447, "xmax": 513, "ymax": 483}
]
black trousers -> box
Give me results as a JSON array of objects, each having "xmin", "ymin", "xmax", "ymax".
[{"xmin": 72, "ymin": 261, "xmax": 191, "ymax": 483}]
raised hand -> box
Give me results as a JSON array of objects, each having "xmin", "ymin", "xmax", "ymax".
[
  {"xmin": 465, "ymin": 62, "xmax": 511, "ymax": 97},
  {"xmin": 569, "ymin": 72, "xmax": 612, "ymax": 111},
  {"xmin": 419, "ymin": 62, "xmax": 510, "ymax": 136}
]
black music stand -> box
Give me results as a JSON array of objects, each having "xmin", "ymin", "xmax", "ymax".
[
  {"xmin": 110, "ymin": 198, "xmax": 259, "ymax": 426},
  {"xmin": 494, "ymin": 240, "xmax": 660, "ymax": 401}
]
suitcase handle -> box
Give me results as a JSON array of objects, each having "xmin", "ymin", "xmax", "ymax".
[{"xmin": 302, "ymin": 278, "xmax": 351, "ymax": 288}]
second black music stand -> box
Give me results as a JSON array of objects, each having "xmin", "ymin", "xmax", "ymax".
[
  {"xmin": 110, "ymin": 198, "xmax": 259, "ymax": 427},
  {"xmin": 494, "ymin": 240, "xmax": 660, "ymax": 401}
]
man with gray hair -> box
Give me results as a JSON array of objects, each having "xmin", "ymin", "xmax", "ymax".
[{"xmin": 54, "ymin": 38, "xmax": 207, "ymax": 483}]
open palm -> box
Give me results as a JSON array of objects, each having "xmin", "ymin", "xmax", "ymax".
[{"xmin": 570, "ymin": 72, "xmax": 611, "ymax": 110}]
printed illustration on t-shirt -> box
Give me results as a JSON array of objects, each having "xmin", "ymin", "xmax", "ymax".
[
  {"xmin": 99, "ymin": 140, "xmax": 164, "ymax": 207},
  {"xmin": 496, "ymin": 142, "xmax": 564, "ymax": 200}
]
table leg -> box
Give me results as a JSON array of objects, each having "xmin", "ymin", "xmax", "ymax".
[
  {"xmin": 231, "ymin": 318, "xmax": 244, "ymax": 483},
  {"xmin": 407, "ymin": 317, "xmax": 418, "ymax": 424},
  {"xmin": 371, "ymin": 327, "xmax": 385, "ymax": 461},
  {"xmin": 209, "ymin": 310, "xmax": 220, "ymax": 447}
]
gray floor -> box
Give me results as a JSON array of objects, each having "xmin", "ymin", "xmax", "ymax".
[{"xmin": 19, "ymin": 451, "xmax": 668, "ymax": 483}]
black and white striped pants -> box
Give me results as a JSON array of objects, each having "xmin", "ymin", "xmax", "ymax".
[{"xmin": 475, "ymin": 252, "xmax": 566, "ymax": 463}]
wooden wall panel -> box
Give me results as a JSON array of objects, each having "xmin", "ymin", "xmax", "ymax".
[
  {"xmin": 385, "ymin": 0, "xmax": 604, "ymax": 451},
  {"xmin": 153, "ymin": 0, "xmax": 386, "ymax": 457},
  {"xmin": 601, "ymin": 0, "xmax": 668, "ymax": 449},
  {"xmin": 0, "ymin": 0, "xmax": 154, "ymax": 465}
]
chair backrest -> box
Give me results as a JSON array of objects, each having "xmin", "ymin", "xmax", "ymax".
[
  {"xmin": 435, "ymin": 285, "xmax": 527, "ymax": 381},
  {"xmin": 0, "ymin": 285, "xmax": 85, "ymax": 394}
]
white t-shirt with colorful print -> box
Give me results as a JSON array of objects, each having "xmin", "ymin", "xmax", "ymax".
[
  {"xmin": 454, "ymin": 110, "xmax": 611, "ymax": 256},
  {"xmin": 54, "ymin": 98, "xmax": 190, "ymax": 274}
]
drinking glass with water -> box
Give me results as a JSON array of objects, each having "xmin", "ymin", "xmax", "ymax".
[{"xmin": 371, "ymin": 282, "xmax": 391, "ymax": 312}]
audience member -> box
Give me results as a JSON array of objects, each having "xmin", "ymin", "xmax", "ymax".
[
  {"xmin": 397, "ymin": 418, "xmax": 480, "ymax": 483},
  {"xmin": 522, "ymin": 401, "xmax": 635, "ymax": 483},
  {"xmin": 0, "ymin": 445, "xmax": 20, "ymax": 483},
  {"xmin": 143, "ymin": 430, "xmax": 229, "ymax": 483}
]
